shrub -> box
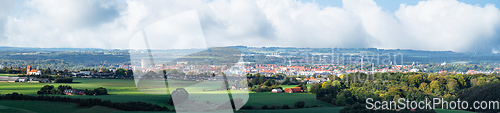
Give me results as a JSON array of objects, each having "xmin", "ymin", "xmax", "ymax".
[
  {"xmin": 54, "ymin": 78, "xmax": 73, "ymax": 83},
  {"xmin": 294, "ymin": 101, "xmax": 305, "ymax": 108},
  {"xmin": 281, "ymin": 104, "xmax": 290, "ymax": 109},
  {"xmin": 240, "ymin": 105, "xmax": 254, "ymax": 109},
  {"xmin": 261, "ymin": 105, "xmax": 268, "ymax": 109},
  {"xmin": 270, "ymin": 105, "xmax": 280, "ymax": 109}
]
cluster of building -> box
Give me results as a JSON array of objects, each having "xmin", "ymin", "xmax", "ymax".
[
  {"xmin": 0, "ymin": 76, "xmax": 50, "ymax": 83},
  {"xmin": 63, "ymin": 89, "xmax": 85, "ymax": 95},
  {"xmin": 271, "ymin": 87, "xmax": 303, "ymax": 93}
]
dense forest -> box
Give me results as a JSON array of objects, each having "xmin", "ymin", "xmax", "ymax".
[{"xmin": 306, "ymin": 72, "xmax": 500, "ymax": 112}]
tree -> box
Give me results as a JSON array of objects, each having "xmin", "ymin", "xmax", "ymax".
[
  {"xmin": 258, "ymin": 75, "xmax": 266, "ymax": 84},
  {"xmin": 470, "ymin": 78, "xmax": 478, "ymax": 87},
  {"xmin": 38, "ymin": 85, "xmax": 55, "ymax": 94},
  {"xmin": 251, "ymin": 74, "xmax": 260, "ymax": 85},
  {"xmin": 126, "ymin": 69, "xmax": 133, "ymax": 77},
  {"xmin": 446, "ymin": 79, "xmax": 458, "ymax": 93},
  {"xmin": 263, "ymin": 80, "xmax": 273, "ymax": 86},
  {"xmin": 281, "ymin": 77, "xmax": 291, "ymax": 85},
  {"xmin": 388, "ymin": 87, "xmax": 402, "ymax": 97},
  {"xmin": 408, "ymin": 74, "xmax": 423, "ymax": 87},
  {"xmin": 115, "ymin": 68, "xmax": 126, "ymax": 76},
  {"xmin": 430, "ymin": 80, "xmax": 440, "ymax": 93},
  {"xmin": 57, "ymin": 85, "xmax": 72, "ymax": 94},
  {"xmin": 419, "ymin": 83, "xmax": 429, "ymax": 92},
  {"xmin": 316, "ymin": 89, "xmax": 326, "ymax": 100},
  {"xmin": 44, "ymin": 68, "xmax": 51, "ymax": 75},
  {"xmin": 238, "ymin": 79, "xmax": 248, "ymax": 87},
  {"xmin": 93, "ymin": 87, "xmax": 108, "ymax": 95},
  {"xmin": 297, "ymin": 84, "xmax": 308, "ymax": 92},
  {"xmin": 458, "ymin": 76, "xmax": 467, "ymax": 88}
]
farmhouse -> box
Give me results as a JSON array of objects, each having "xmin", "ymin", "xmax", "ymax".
[
  {"xmin": 7, "ymin": 77, "xmax": 19, "ymax": 82},
  {"xmin": 0, "ymin": 76, "xmax": 8, "ymax": 82},
  {"xmin": 284, "ymin": 87, "xmax": 303, "ymax": 93},
  {"xmin": 64, "ymin": 89, "xmax": 86, "ymax": 95},
  {"xmin": 17, "ymin": 77, "xmax": 28, "ymax": 82},
  {"xmin": 28, "ymin": 77, "xmax": 50, "ymax": 83}
]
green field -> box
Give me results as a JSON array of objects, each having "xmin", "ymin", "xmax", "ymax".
[
  {"xmin": 0, "ymin": 74, "xmax": 20, "ymax": 77},
  {"xmin": 434, "ymin": 109, "xmax": 474, "ymax": 113},
  {"xmin": 0, "ymin": 78, "xmax": 481, "ymax": 113},
  {"xmin": 0, "ymin": 100, "xmax": 119, "ymax": 113},
  {"xmin": 0, "ymin": 78, "xmax": 334, "ymax": 112}
]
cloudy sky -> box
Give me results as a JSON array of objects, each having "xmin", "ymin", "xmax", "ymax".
[{"xmin": 1, "ymin": 0, "xmax": 500, "ymax": 53}]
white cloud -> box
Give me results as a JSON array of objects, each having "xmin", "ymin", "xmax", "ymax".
[
  {"xmin": 1, "ymin": 0, "xmax": 500, "ymax": 53},
  {"xmin": 394, "ymin": 0, "xmax": 500, "ymax": 52}
]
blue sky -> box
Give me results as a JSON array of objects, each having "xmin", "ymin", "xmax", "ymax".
[{"xmin": 300, "ymin": 0, "xmax": 500, "ymax": 12}]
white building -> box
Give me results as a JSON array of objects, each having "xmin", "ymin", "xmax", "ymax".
[
  {"xmin": 28, "ymin": 71, "xmax": 42, "ymax": 75},
  {"xmin": 141, "ymin": 59, "xmax": 148, "ymax": 68},
  {"xmin": 410, "ymin": 69, "xmax": 420, "ymax": 72},
  {"xmin": 0, "ymin": 65, "xmax": 3, "ymax": 69},
  {"xmin": 79, "ymin": 71, "xmax": 92, "ymax": 75}
]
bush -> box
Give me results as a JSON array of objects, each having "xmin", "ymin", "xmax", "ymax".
[
  {"xmin": 270, "ymin": 105, "xmax": 280, "ymax": 109},
  {"xmin": 0, "ymin": 93, "xmax": 169, "ymax": 111},
  {"xmin": 261, "ymin": 105, "xmax": 268, "ymax": 109},
  {"xmin": 294, "ymin": 101, "xmax": 305, "ymax": 108},
  {"xmin": 54, "ymin": 78, "xmax": 73, "ymax": 83},
  {"xmin": 281, "ymin": 104, "xmax": 290, "ymax": 109},
  {"xmin": 240, "ymin": 105, "xmax": 254, "ymax": 109},
  {"xmin": 93, "ymin": 87, "xmax": 108, "ymax": 95}
]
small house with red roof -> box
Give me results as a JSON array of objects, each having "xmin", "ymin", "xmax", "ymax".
[{"xmin": 284, "ymin": 87, "xmax": 303, "ymax": 93}]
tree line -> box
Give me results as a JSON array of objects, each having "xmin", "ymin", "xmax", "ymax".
[
  {"xmin": 307, "ymin": 72, "xmax": 500, "ymax": 112},
  {"xmin": 1, "ymin": 92, "xmax": 170, "ymax": 111}
]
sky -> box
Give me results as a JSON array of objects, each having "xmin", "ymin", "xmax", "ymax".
[{"xmin": 1, "ymin": 0, "xmax": 500, "ymax": 53}]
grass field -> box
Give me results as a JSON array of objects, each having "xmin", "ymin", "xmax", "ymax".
[
  {"xmin": 0, "ymin": 74, "xmax": 20, "ymax": 77},
  {"xmin": 0, "ymin": 78, "xmax": 480, "ymax": 113},
  {"xmin": 0, "ymin": 78, "xmax": 333, "ymax": 112},
  {"xmin": 434, "ymin": 109, "xmax": 474, "ymax": 113},
  {"xmin": 0, "ymin": 100, "xmax": 120, "ymax": 113},
  {"xmin": 0, "ymin": 100, "xmax": 477, "ymax": 113}
]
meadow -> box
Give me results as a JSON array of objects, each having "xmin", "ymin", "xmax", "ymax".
[
  {"xmin": 0, "ymin": 100, "xmax": 120, "ymax": 113},
  {"xmin": 0, "ymin": 78, "xmax": 332, "ymax": 111},
  {"xmin": 0, "ymin": 74, "xmax": 20, "ymax": 77},
  {"xmin": 0, "ymin": 78, "xmax": 476, "ymax": 113}
]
